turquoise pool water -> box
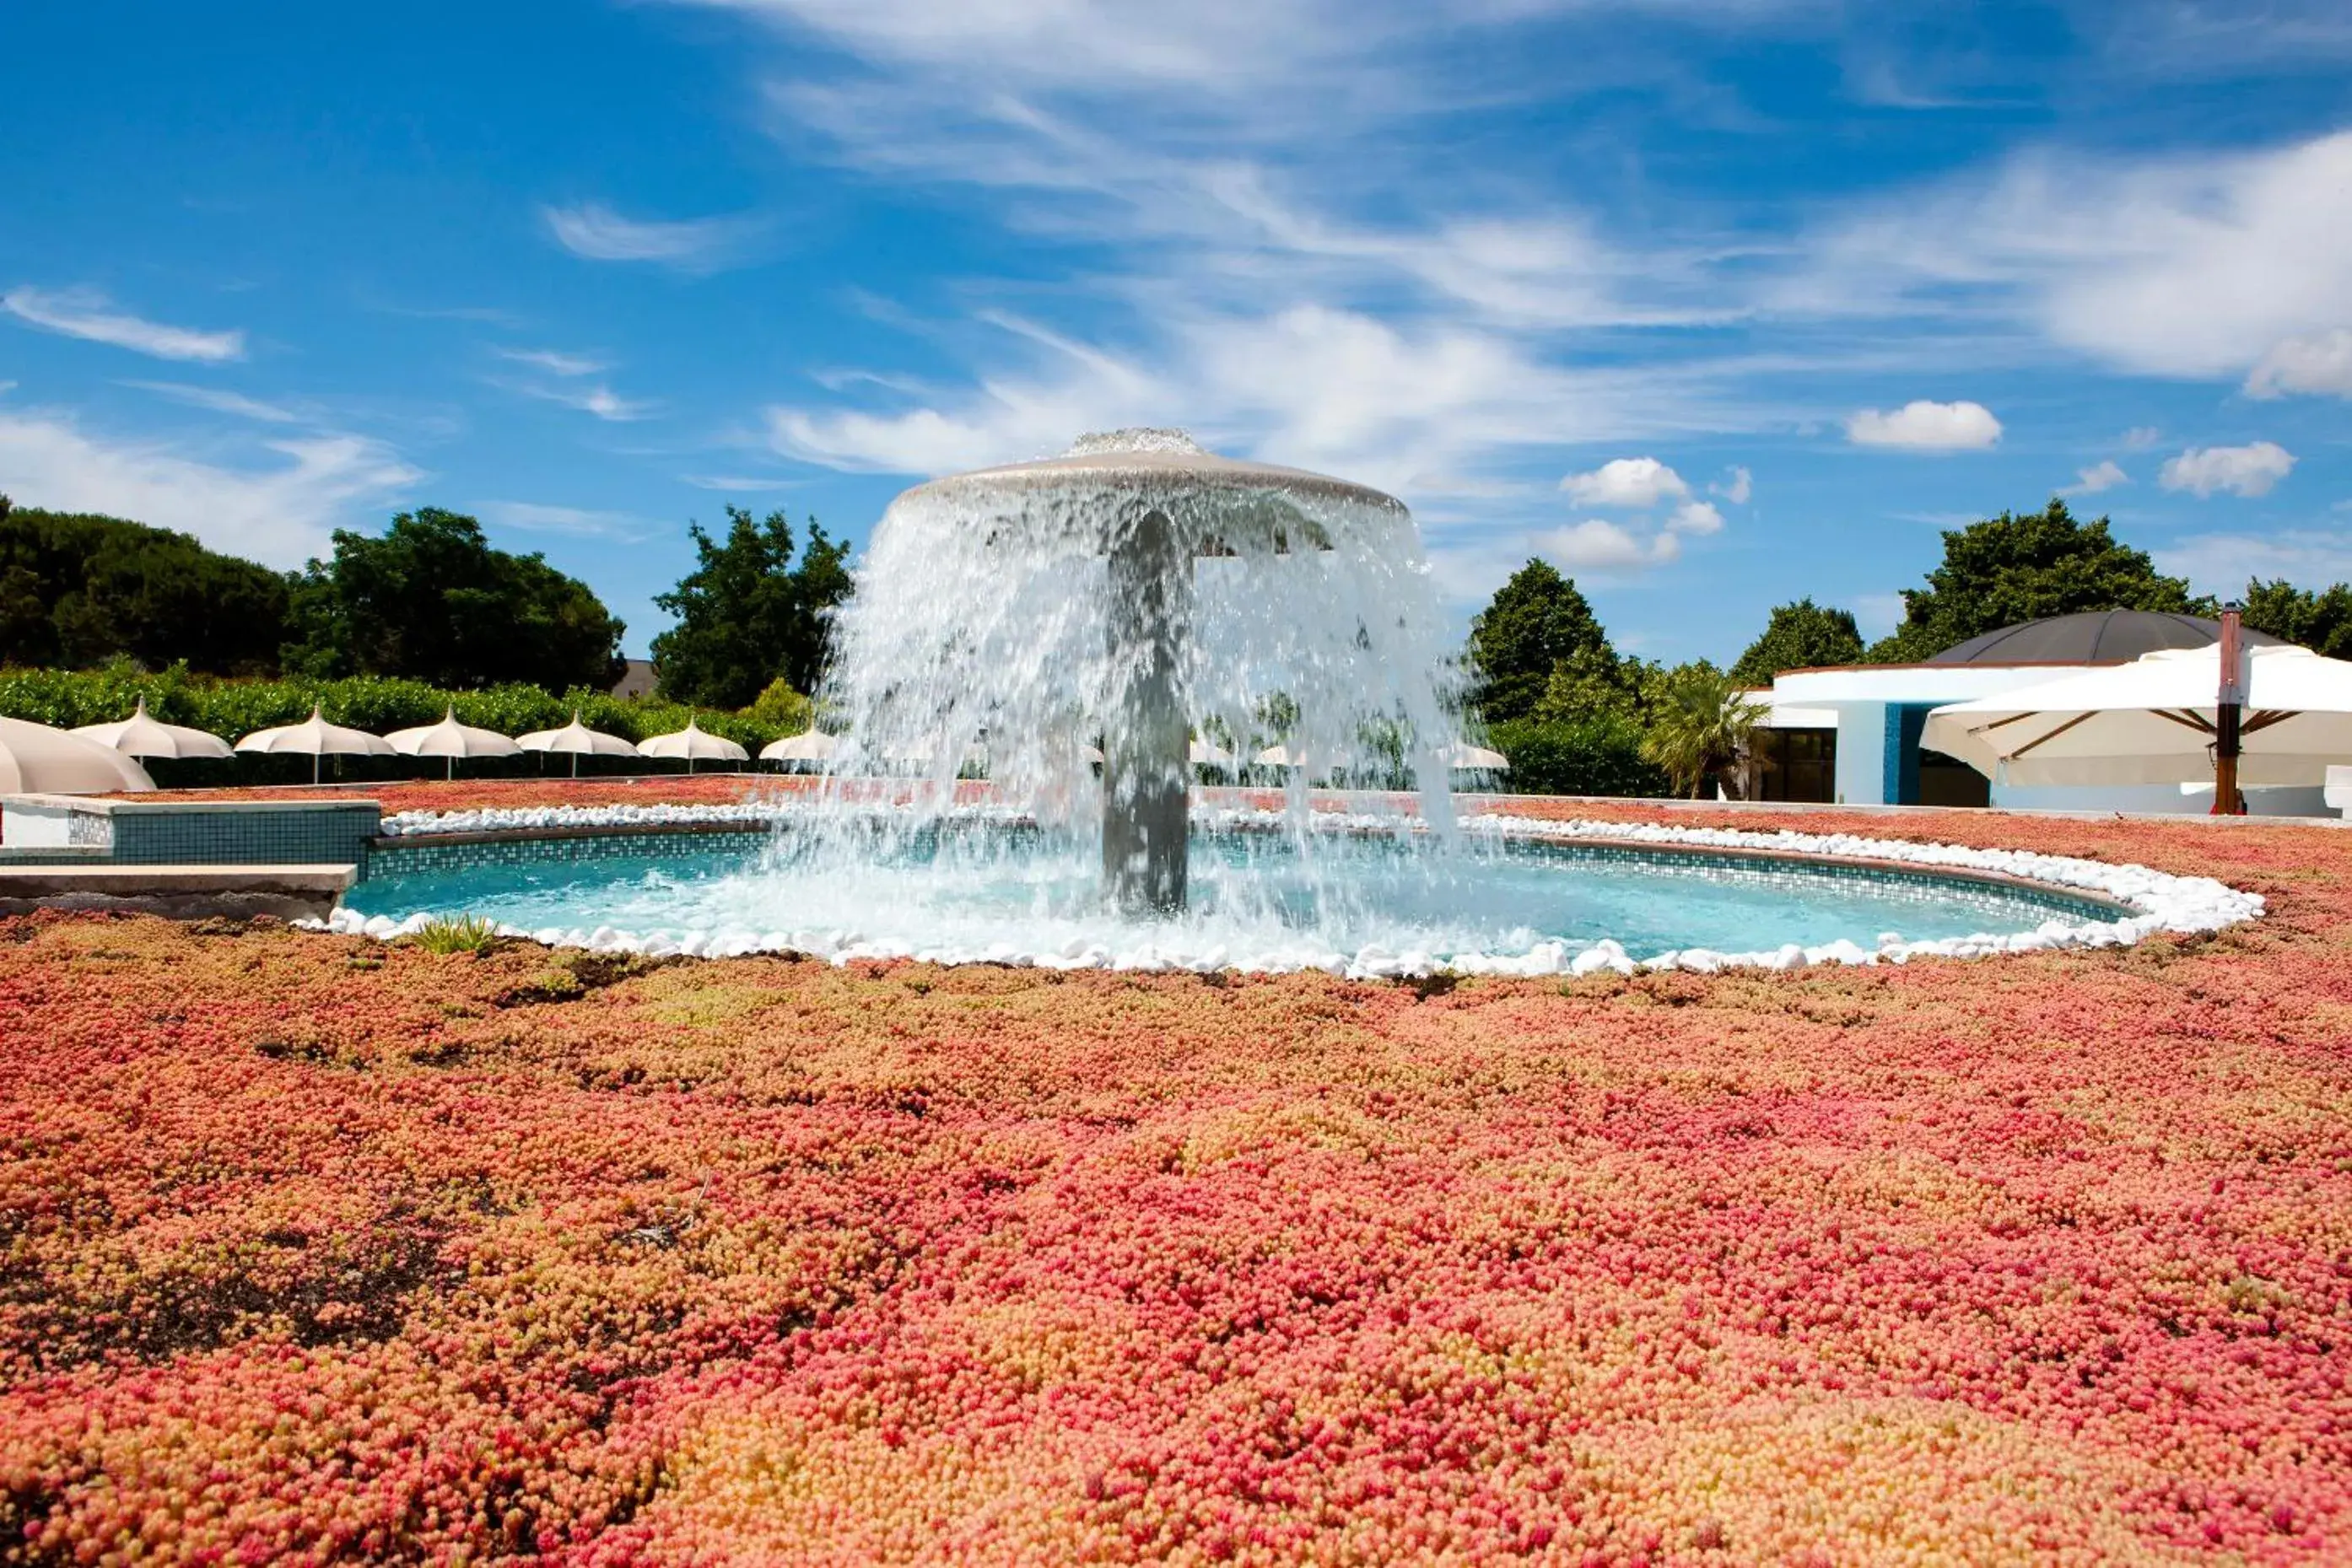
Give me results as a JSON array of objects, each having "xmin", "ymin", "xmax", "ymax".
[{"xmin": 347, "ymin": 826, "xmax": 2116, "ymax": 970}]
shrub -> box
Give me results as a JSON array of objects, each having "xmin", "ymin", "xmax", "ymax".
[
  {"xmin": 407, "ymin": 913, "xmax": 501, "ymax": 955},
  {"xmin": 746, "ymin": 677, "xmax": 814, "ymax": 736},
  {"xmin": 1486, "ymin": 715, "xmax": 1670, "ymax": 797}
]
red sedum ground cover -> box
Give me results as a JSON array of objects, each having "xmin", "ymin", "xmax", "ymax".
[{"xmin": 3, "ymin": 799, "xmax": 2350, "ymax": 1565}]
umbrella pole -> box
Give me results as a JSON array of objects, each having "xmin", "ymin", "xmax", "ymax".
[
  {"xmin": 313, "ymin": 752, "xmax": 321, "ymax": 787},
  {"xmin": 2212, "ymin": 604, "xmax": 2246, "ymax": 816}
]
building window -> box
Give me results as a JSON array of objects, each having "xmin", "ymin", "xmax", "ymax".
[
  {"xmin": 1916, "ymin": 749, "xmax": 1990, "ymax": 807},
  {"xmin": 1754, "ymin": 727, "xmax": 1837, "ymax": 802}
]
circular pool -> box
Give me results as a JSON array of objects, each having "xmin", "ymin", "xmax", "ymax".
[{"xmin": 332, "ymin": 811, "xmax": 2256, "ymax": 978}]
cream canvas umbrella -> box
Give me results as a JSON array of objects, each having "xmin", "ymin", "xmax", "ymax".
[
  {"xmin": 1189, "ymin": 736, "xmax": 1234, "ymax": 768},
  {"xmin": 0, "ymin": 715, "xmax": 156, "ymax": 794},
  {"xmin": 235, "ymin": 705, "xmax": 395, "ymax": 784},
  {"xmin": 639, "ymin": 718, "xmax": 749, "ymax": 773},
  {"xmin": 1448, "ymin": 741, "xmax": 1510, "ymax": 772},
  {"xmin": 1254, "ymin": 744, "xmax": 1313, "ymax": 768},
  {"xmin": 516, "ymin": 712, "xmax": 640, "ymax": 779},
  {"xmin": 386, "ymin": 707, "xmax": 523, "ymax": 780},
  {"xmin": 1922, "ymin": 642, "xmax": 2352, "ymax": 798},
  {"xmin": 760, "ymin": 728, "xmax": 840, "ymax": 766},
  {"xmin": 71, "ymin": 696, "xmax": 234, "ymax": 761}
]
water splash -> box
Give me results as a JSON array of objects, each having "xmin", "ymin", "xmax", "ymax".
[{"xmin": 800, "ymin": 429, "xmax": 1470, "ymax": 911}]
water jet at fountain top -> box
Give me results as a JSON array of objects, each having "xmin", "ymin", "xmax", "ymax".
[{"xmin": 818, "ymin": 428, "xmax": 1469, "ymax": 912}]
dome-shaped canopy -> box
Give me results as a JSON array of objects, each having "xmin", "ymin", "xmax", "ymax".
[
  {"xmin": 886, "ymin": 428, "xmax": 1403, "ymax": 555},
  {"xmin": 1928, "ymin": 610, "xmax": 2288, "ymax": 665}
]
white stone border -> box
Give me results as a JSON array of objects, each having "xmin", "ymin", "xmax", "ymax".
[{"xmin": 334, "ymin": 804, "xmax": 2263, "ymax": 978}]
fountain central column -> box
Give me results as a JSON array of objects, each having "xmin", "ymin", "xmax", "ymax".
[{"xmin": 1102, "ymin": 507, "xmax": 1192, "ymax": 913}]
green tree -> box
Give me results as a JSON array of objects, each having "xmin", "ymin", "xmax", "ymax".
[
  {"xmin": 1639, "ymin": 661, "xmax": 1765, "ymax": 798},
  {"xmin": 281, "ymin": 508, "xmax": 624, "ymax": 690},
  {"xmin": 650, "ymin": 507, "xmax": 853, "ymax": 709},
  {"xmin": 1868, "ymin": 499, "xmax": 2198, "ymax": 662},
  {"xmin": 1469, "ymin": 560, "xmax": 1614, "ymax": 724},
  {"xmin": 1729, "ymin": 599, "xmax": 1864, "ymax": 686},
  {"xmin": 0, "ymin": 495, "xmax": 291, "ymax": 675},
  {"xmin": 2241, "ymin": 578, "xmax": 2352, "ymax": 660},
  {"xmin": 1533, "ymin": 645, "xmax": 1670, "ymax": 728}
]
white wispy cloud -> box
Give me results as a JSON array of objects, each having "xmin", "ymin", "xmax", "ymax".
[
  {"xmin": 1560, "ymin": 456, "xmax": 1689, "ymax": 509},
  {"xmin": 541, "ymin": 202, "xmax": 763, "ymax": 270},
  {"xmin": 1666, "ymin": 498, "xmax": 1723, "ymax": 536},
  {"xmin": 494, "ymin": 347, "xmax": 610, "ymax": 377},
  {"xmin": 2061, "ymin": 459, "xmax": 2128, "ymax": 495},
  {"xmin": 121, "ymin": 380, "xmax": 303, "ymax": 423},
  {"xmin": 1852, "ymin": 591, "xmax": 1907, "ymax": 639},
  {"xmin": 1549, "ymin": 457, "xmax": 1719, "ymax": 556},
  {"xmin": 2159, "ymin": 440, "xmax": 2295, "ymax": 498},
  {"xmin": 2245, "ymin": 327, "xmax": 2352, "ymax": 398},
  {"xmin": 2159, "ymin": 529, "xmax": 2352, "ymax": 595},
  {"xmin": 0, "ymin": 407, "xmax": 418, "ymax": 564},
  {"xmin": 1806, "ymin": 129, "xmax": 2352, "ymax": 384},
  {"xmin": 1540, "ymin": 517, "xmax": 1681, "ymax": 572},
  {"xmin": 1846, "ymin": 400, "xmax": 2002, "ymax": 451},
  {"xmin": 497, "ymin": 379, "xmax": 657, "ymax": 423},
  {"xmin": 481, "ymin": 501, "xmax": 651, "ymax": 540},
  {"xmin": 2, "ymin": 286, "xmax": 245, "ymax": 363},
  {"xmin": 682, "ymin": 472, "xmax": 806, "ymax": 491},
  {"xmin": 763, "ymin": 304, "xmax": 1681, "ymax": 499},
  {"xmin": 657, "ymin": 0, "xmax": 2352, "ymax": 610}
]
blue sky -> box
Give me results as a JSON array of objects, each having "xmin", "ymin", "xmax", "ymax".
[{"xmin": 3, "ymin": 0, "xmax": 2348, "ymax": 662}]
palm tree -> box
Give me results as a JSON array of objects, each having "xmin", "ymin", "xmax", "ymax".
[{"xmin": 1640, "ymin": 663, "xmax": 1767, "ymax": 799}]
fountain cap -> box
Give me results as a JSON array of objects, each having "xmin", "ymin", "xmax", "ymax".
[
  {"xmin": 894, "ymin": 428, "xmax": 1407, "ymax": 515},
  {"xmin": 1063, "ymin": 428, "xmax": 1211, "ymax": 457}
]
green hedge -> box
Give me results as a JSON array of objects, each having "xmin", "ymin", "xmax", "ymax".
[
  {"xmin": 1486, "ymin": 715, "xmax": 1671, "ymax": 798},
  {"xmin": 0, "ymin": 664, "xmax": 812, "ymax": 779}
]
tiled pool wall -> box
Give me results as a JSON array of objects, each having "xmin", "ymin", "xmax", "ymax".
[
  {"xmin": 1508, "ymin": 839, "xmax": 2123, "ymax": 924},
  {"xmin": 121, "ymin": 805, "xmax": 382, "ymax": 869},
  {"xmin": 369, "ymin": 827, "xmax": 777, "ymax": 880},
  {"xmin": 360, "ymin": 819, "xmax": 2125, "ymax": 924},
  {"xmin": 2, "ymin": 798, "xmax": 383, "ymax": 874}
]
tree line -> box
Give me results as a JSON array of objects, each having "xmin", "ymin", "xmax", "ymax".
[
  {"xmin": 0, "ymin": 493, "xmax": 850, "ymax": 712},
  {"xmin": 7, "ymin": 488, "xmax": 2349, "ymax": 797},
  {"xmin": 1470, "ymin": 499, "xmax": 2352, "ymax": 796}
]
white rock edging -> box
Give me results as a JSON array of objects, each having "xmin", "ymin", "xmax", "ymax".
[{"xmin": 333, "ymin": 806, "xmax": 2264, "ymax": 978}]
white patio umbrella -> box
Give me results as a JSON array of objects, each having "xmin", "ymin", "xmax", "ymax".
[
  {"xmin": 639, "ymin": 718, "xmax": 749, "ymax": 773},
  {"xmin": 1922, "ymin": 643, "xmax": 2352, "ymax": 796},
  {"xmin": 516, "ymin": 712, "xmax": 640, "ymax": 778},
  {"xmin": 71, "ymin": 696, "xmax": 235, "ymax": 761},
  {"xmin": 234, "ymin": 705, "xmax": 396, "ymax": 784},
  {"xmin": 760, "ymin": 728, "xmax": 840, "ymax": 765},
  {"xmin": 0, "ymin": 715, "xmax": 156, "ymax": 794},
  {"xmin": 1448, "ymin": 741, "xmax": 1511, "ymax": 772},
  {"xmin": 1189, "ymin": 736, "xmax": 1234, "ymax": 767},
  {"xmin": 1254, "ymin": 744, "xmax": 1313, "ymax": 768},
  {"xmin": 386, "ymin": 707, "xmax": 523, "ymax": 780}
]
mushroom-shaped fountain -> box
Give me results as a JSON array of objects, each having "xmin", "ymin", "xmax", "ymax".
[{"xmin": 824, "ymin": 429, "xmax": 1465, "ymax": 913}]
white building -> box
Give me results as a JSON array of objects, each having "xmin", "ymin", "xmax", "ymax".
[{"xmin": 1751, "ymin": 610, "xmax": 2329, "ymax": 815}]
